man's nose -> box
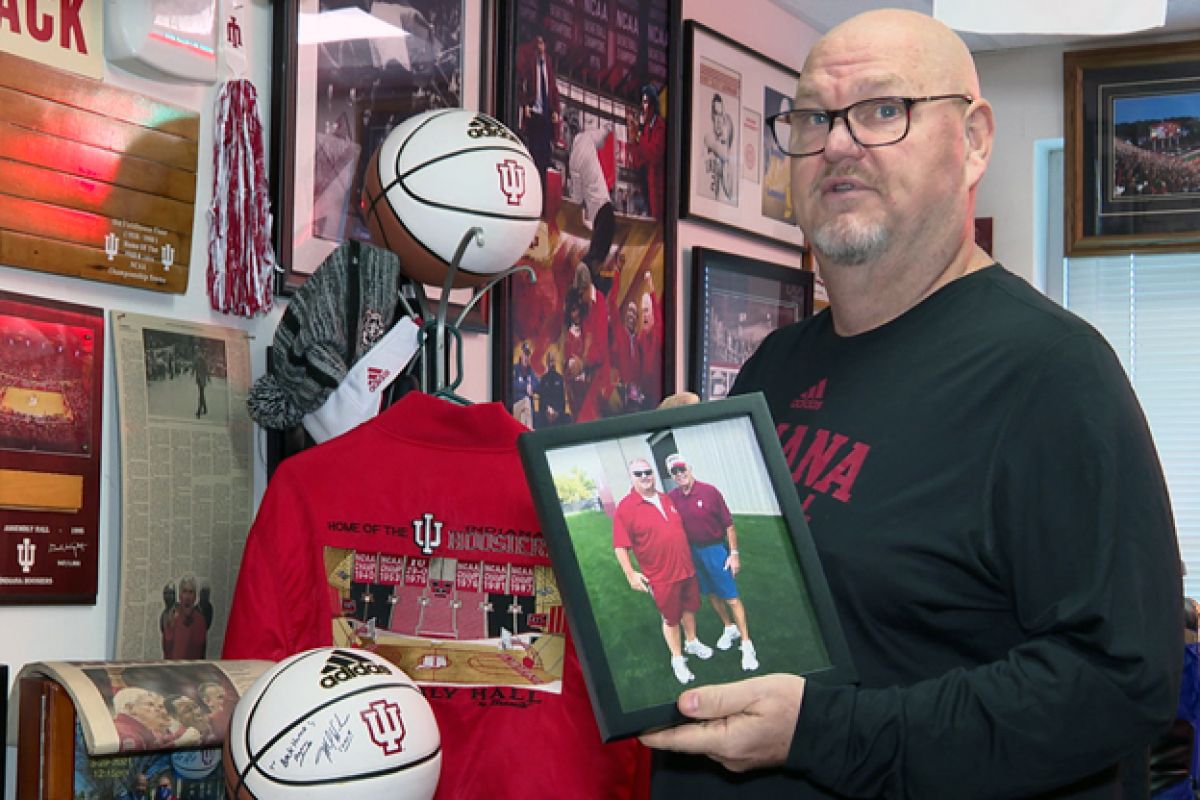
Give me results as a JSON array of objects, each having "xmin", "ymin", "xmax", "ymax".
[{"xmin": 823, "ymin": 116, "xmax": 864, "ymax": 161}]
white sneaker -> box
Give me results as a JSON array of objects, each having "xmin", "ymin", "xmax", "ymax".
[
  {"xmin": 671, "ymin": 656, "xmax": 695, "ymax": 684},
  {"xmin": 683, "ymin": 639, "xmax": 713, "ymax": 659},
  {"xmin": 716, "ymin": 625, "xmax": 741, "ymax": 651},
  {"xmin": 740, "ymin": 640, "xmax": 759, "ymax": 671}
]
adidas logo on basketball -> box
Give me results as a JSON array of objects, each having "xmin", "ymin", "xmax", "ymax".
[
  {"xmin": 791, "ymin": 379, "xmax": 827, "ymax": 411},
  {"xmin": 367, "ymin": 366, "xmax": 391, "ymax": 393},
  {"xmin": 320, "ymin": 648, "xmax": 392, "ymax": 689}
]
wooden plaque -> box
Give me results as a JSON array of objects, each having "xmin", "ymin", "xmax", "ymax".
[{"xmin": 0, "ymin": 51, "xmax": 199, "ymax": 294}]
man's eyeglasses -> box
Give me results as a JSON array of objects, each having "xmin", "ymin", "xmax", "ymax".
[
  {"xmin": 767, "ymin": 94, "xmax": 972, "ymax": 157},
  {"xmin": 631, "ymin": 469, "xmax": 654, "ymax": 478},
  {"xmin": 669, "ymin": 466, "xmax": 688, "ymax": 475}
]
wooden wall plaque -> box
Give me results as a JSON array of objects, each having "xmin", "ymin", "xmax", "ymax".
[{"xmin": 0, "ymin": 51, "xmax": 199, "ymax": 294}]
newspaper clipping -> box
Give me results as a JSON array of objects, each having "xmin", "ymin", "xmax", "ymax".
[
  {"xmin": 112, "ymin": 312, "xmax": 253, "ymax": 661},
  {"xmin": 7, "ymin": 659, "xmax": 272, "ymax": 755}
]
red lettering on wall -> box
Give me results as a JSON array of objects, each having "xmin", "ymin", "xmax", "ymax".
[
  {"xmin": 60, "ymin": 0, "xmax": 85, "ymax": 53},
  {"xmin": 0, "ymin": 0, "xmax": 22, "ymax": 34},
  {"xmin": 2, "ymin": 1, "xmax": 89, "ymax": 53},
  {"xmin": 26, "ymin": 0, "xmax": 52, "ymax": 42}
]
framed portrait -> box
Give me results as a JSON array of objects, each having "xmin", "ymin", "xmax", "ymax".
[
  {"xmin": 269, "ymin": 0, "xmax": 490, "ymax": 294},
  {"xmin": 491, "ymin": 0, "xmax": 678, "ymax": 429},
  {"xmin": 517, "ymin": 394, "xmax": 855, "ymax": 741},
  {"xmin": 681, "ymin": 22, "xmax": 804, "ymax": 250},
  {"xmin": 690, "ymin": 247, "xmax": 813, "ymax": 402},
  {"xmin": 1064, "ymin": 40, "xmax": 1200, "ymax": 256}
]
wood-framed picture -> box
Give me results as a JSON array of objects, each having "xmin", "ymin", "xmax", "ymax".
[
  {"xmin": 681, "ymin": 21, "xmax": 804, "ymax": 250},
  {"xmin": 269, "ymin": 0, "xmax": 491, "ymax": 294},
  {"xmin": 517, "ymin": 393, "xmax": 855, "ymax": 741},
  {"xmin": 491, "ymin": 0, "xmax": 678, "ymax": 429},
  {"xmin": 690, "ymin": 247, "xmax": 813, "ymax": 402},
  {"xmin": 1064, "ymin": 39, "xmax": 1200, "ymax": 256}
]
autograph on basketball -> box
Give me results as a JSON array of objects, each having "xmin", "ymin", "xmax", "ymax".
[
  {"xmin": 271, "ymin": 720, "xmax": 316, "ymax": 770},
  {"xmin": 317, "ymin": 713, "xmax": 354, "ymax": 764}
]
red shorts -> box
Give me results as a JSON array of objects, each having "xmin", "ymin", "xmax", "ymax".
[{"xmin": 650, "ymin": 575, "xmax": 700, "ymax": 625}]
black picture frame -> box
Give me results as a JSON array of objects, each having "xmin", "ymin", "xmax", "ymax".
[
  {"xmin": 517, "ymin": 393, "xmax": 855, "ymax": 741},
  {"xmin": 1064, "ymin": 39, "xmax": 1200, "ymax": 256},
  {"xmin": 690, "ymin": 247, "xmax": 813, "ymax": 402},
  {"xmin": 269, "ymin": 0, "xmax": 492, "ymax": 295},
  {"xmin": 681, "ymin": 21, "xmax": 805, "ymax": 250},
  {"xmin": 490, "ymin": 0, "xmax": 679, "ymax": 428}
]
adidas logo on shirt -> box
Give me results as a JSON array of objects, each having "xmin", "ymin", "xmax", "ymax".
[
  {"xmin": 791, "ymin": 379, "xmax": 827, "ymax": 411},
  {"xmin": 367, "ymin": 366, "xmax": 391, "ymax": 393}
]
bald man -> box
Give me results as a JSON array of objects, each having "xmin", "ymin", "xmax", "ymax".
[{"xmin": 643, "ymin": 10, "xmax": 1181, "ymax": 799}]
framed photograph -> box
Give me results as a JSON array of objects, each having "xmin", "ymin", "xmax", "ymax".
[
  {"xmin": 270, "ymin": 0, "xmax": 489, "ymax": 294},
  {"xmin": 1064, "ymin": 40, "xmax": 1200, "ymax": 256},
  {"xmin": 491, "ymin": 0, "xmax": 678, "ymax": 428},
  {"xmin": 690, "ymin": 248, "xmax": 814, "ymax": 402},
  {"xmin": 0, "ymin": 292, "xmax": 104, "ymax": 605},
  {"xmin": 682, "ymin": 22, "xmax": 804, "ymax": 250},
  {"xmin": 517, "ymin": 394, "xmax": 855, "ymax": 741}
]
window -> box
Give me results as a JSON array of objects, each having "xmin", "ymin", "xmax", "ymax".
[{"xmin": 1040, "ymin": 140, "xmax": 1200, "ymax": 596}]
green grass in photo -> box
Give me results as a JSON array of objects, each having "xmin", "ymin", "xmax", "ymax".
[{"xmin": 566, "ymin": 509, "xmax": 831, "ymax": 713}]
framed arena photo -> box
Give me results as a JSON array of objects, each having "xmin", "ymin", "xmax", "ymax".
[
  {"xmin": 689, "ymin": 247, "xmax": 814, "ymax": 401},
  {"xmin": 0, "ymin": 291, "xmax": 104, "ymax": 604},
  {"xmin": 517, "ymin": 393, "xmax": 854, "ymax": 741},
  {"xmin": 1064, "ymin": 39, "xmax": 1200, "ymax": 256}
]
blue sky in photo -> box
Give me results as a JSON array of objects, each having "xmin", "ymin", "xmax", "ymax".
[{"xmin": 1114, "ymin": 92, "xmax": 1200, "ymax": 123}]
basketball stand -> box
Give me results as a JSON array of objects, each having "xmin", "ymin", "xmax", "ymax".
[{"xmin": 418, "ymin": 226, "xmax": 535, "ymax": 403}]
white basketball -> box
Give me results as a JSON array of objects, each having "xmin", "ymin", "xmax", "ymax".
[
  {"xmin": 362, "ymin": 108, "xmax": 543, "ymax": 288},
  {"xmin": 223, "ymin": 647, "xmax": 441, "ymax": 799}
]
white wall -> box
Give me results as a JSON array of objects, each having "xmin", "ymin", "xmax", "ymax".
[
  {"xmin": 1, "ymin": 2, "xmax": 280, "ymax": 792},
  {"xmin": 974, "ymin": 44, "xmax": 1065, "ymax": 284}
]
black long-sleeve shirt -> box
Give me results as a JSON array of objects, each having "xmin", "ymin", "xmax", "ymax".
[{"xmin": 656, "ymin": 265, "xmax": 1182, "ymax": 799}]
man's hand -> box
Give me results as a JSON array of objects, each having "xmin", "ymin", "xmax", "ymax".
[
  {"xmin": 626, "ymin": 571, "xmax": 650, "ymax": 592},
  {"xmin": 723, "ymin": 551, "xmax": 740, "ymax": 575},
  {"xmin": 639, "ymin": 674, "xmax": 806, "ymax": 772}
]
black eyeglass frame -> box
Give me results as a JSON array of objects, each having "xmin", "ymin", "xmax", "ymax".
[
  {"xmin": 630, "ymin": 470, "xmax": 654, "ymax": 478},
  {"xmin": 767, "ymin": 94, "xmax": 973, "ymax": 157}
]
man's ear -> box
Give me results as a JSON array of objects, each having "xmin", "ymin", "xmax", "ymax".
[{"xmin": 964, "ymin": 99, "xmax": 995, "ymax": 190}]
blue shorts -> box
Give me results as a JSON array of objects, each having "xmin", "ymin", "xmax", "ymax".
[{"xmin": 690, "ymin": 543, "xmax": 738, "ymax": 599}]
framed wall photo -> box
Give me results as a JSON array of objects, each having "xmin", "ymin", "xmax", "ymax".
[
  {"xmin": 690, "ymin": 248, "xmax": 813, "ymax": 402},
  {"xmin": 517, "ymin": 394, "xmax": 855, "ymax": 741},
  {"xmin": 1064, "ymin": 40, "xmax": 1200, "ymax": 256},
  {"xmin": 270, "ymin": 0, "xmax": 489, "ymax": 294},
  {"xmin": 491, "ymin": 0, "xmax": 678, "ymax": 429},
  {"xmin": 0, "ymin": 292, "xmax": 104, "ymax": 605},
  {"xmin": 682, "ymin": 21, "xmax": 804, "ymax": 250}
]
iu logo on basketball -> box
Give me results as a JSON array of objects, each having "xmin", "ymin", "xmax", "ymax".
[
  {"xmin": 361, "ymin": 699, "xmax": 407, "ymax": 755},
  {"xmin": 496, "ymin": 160, "xmax": 527, "ymax": 206}
]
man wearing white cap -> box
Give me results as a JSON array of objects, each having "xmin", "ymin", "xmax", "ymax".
[{"xmin": 666, "ymin": 453, "xmax": 757, "ymax": 672}]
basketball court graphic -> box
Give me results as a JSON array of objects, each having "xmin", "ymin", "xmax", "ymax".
[
  {"xmin": 0, "ymin": 313, "xmax": 96, "ymax": 456},
  {"xmin": 327, "ymin": 547, "xmax": 567, "ymax": 692}
]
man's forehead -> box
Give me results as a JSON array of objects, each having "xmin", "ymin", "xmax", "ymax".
[{"xmin": 794, "ymin": 67, "xmax": 911, "ymax": 105}]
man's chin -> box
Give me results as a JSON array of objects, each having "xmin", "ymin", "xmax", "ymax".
[{"xmin": 811, "ymin": 222, "xmax": 888, "ymax": 266}]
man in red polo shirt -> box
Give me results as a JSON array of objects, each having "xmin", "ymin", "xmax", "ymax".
[
  {"xmin": 613, "ymin": 457, "xmax": 714, "ymax": 684},
  {"xmin": 666, "ymin": 453, "xmax": 757, "ymax": 672}
]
